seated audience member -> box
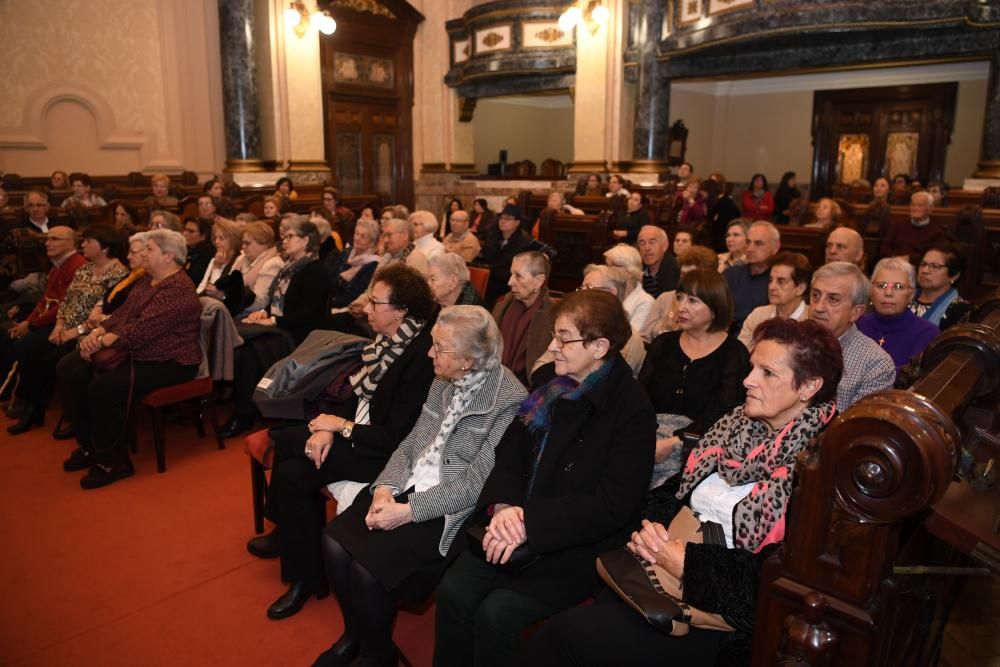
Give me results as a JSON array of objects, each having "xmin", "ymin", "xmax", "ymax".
[
  {"xmin": 723, "ymin": 220, "xmax": 781, "ymax": 330},
  {"xmin": 195, "ymin": 219, "xmax": 243, "ymax": 302},
  {"xmin": 442, "ymin": 197, "xmax": 464, "ymax": 236},
  {"xmin": 182, "ymin": 218, "xmax": 214, "ymax": 286},
  {"xmin": 741, "ymin": 173, "xmax": 774, "ymax": 220},
  {"xmin": 861, "ymin": 176, "xmax": 892, "ymax": 237},
  {"xmin": 60, "ymin": 174, "xmax": 107, "ymax": 209},
  {"xmin": 533, "ymin": 191, "xmax": 583, "ymax": 238},
  {"xmin": 774, "ymin": 171, "xmax": 801, "ymax": 225},
  {"xmin": 246, "ymin": 263, "xmax": 437, "ymax": 619},
  {"xmin": 378, "ymin": 216, "xmax": 428, "ymax": 274},
  {"xmin": 149, "ymin": 210, "xmax": 183, "ymax": 232},
  {"xmin": 471, "ymin": 198, "xmax": 497, "ymax": 239},
  {"xmin": 674, "ymin": 162, "xmax": 694, "ymax": 190},
  {"xmin": 677, "ymin": 178, "xmax": 708, "ymax": 230},
  {"xmin": 804, "ymin": 197, "xmax": 842, "ymax": 230},
  {"xmin": 61, "ymin": 230, "xmax": 201, "ymax": 489},
  {"xmin": 889, "ymin": 173, "xmax": 911, "ymax": 205},
  {"xmin": 638, "ymin": 225, "xmax": 679, "ymax": 299},
  {"xmin": 21, "ymin": 191, "xmax": 53, "ymax": 233},
  {"xmin": 476, "ymin": 205, "xmax": 534, "ymax": 307},
  {"xmin": 50, "ymin": 170, "xmax": 69, "ymax": 190},
  {"xmin": 322, "ymin": 187, "xmax": 356, "ymax": 238},
  {"xmin": 881, "ymin": 191, "xmax": 947, "ymax": 264},
  {"xmin": 143, "ymin": 174, "xmax": 178, "ymax": 209},
  {"xmin": 825, "ymin": 226, "xmax": 865, "ymax": 269},
  {"xmin": 261, "ymin": 196, "xmax": 282, "ymax": 229},
  {"xmin": 606, "ymin": 174, "xmax": 630, "ymax": 199},
  {"xmin": 329, "ymin": 218, "xmax": 381, "ymax": 310},
  {"xmin": 642, "ymin": 246, "xmax": 718, "ymax": 342},
  {"xmin": 434, "ymin": 290, "xmax": 655, "ymax": 667},
  {"xmin": 275, "ymin": 176, "xmax": 298, "ymax": 204},
  {"xmin": 442, "ymin": 209, "xmax": 481, "ymax": 263},
  {"xmin": 672, "ymin": 229, "xmax": 694, "ymax": 257},
  {"xmin": 717, "ymin": 219, "xmax": 750, "ymax": 272},
  {"xmin": 640, "ymin": 269, "xmax": 749, "ymax": 486},
  {"xmin": 314, "ymin": 306, "xmax": 526, "ymax": 665},
  {"xmin": 911, "ymin": 244, "xmax": 971, "ymax": 330},
  {"xmin": 204, "ymin": 179, "xmax": 237, "ymax": 218},
  {"xmin": 231, "ymin": 222, "xmax": 284, "ymax": 318},
  {"xmin": 582, "ymin": 173, "xmax": 603, "ymax": 196},
  {"xmin": 522, "ymin": 318, "xmax": 841, "ymax": 666},
  {"xmin": 8, "ymin": 225, "xmax": 129, "ymax": 436},
  {"xmin": 83, "ymin": 233, "xmax": 150, "ymax": 328},
  {"xmin": 738, "ymin": 251, "xmax": 812, "ymax": 348},
  {"xmin": 110, "ymin": 202, "xmax": 140, "ymax": 236},
  {"xmin": 566, "ymin": 265, "xmax": 646, "ymax": 376},
  {"xmin": 927, "ymin": 180, "xmax": 950, "ymax": 207},
  {"xmin": 710, "ymin": 182, "xmax": 742, "ymax": 249},
  {"xmin": 858, "ymin": 257, "xmax": 939, "ymax": 372},
  {"xmin": 411, "ymin": 210, "xmax": 446, "ymax": 260},
  {"xmin": 614, "ymin": 192, "xmax": 650, "ymax": 244},
  {"xmin": 309, "ymin": 209, "xmax": 344, "ymax": 255},
  {"xmin": 222, "ymin": 219, "xmax": 330, "ymax": 438},
  {"xmin": 870, "ymin": 176, "xmax": 890, "ymax": 205},
  {"xmin": 493, "ymin": 251, "xmax": 556, "ymax": 386},
  {"xmin": 603, "ymin": 243, "xmax": 653, "ymax": 333},
  {"xmin": 809, "ymin": 262, "xmax": 895, "ymax": 409},
  {"xmin": 428, "ymin": 252, "xmax": 484, "ymax": 308}
]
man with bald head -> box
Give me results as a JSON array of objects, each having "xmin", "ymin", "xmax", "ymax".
[
  {"xmin": 638, "ymin": 225, "xmax": 679, "ymax": 298},
  {"xmin": 723, "ymin": 220, "xmax": 781, "ymax": 329},
  {"xmin": 825, "ymin": 226, "xmax": 865, "ymax": 269}
]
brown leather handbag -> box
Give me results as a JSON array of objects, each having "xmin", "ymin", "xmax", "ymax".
[{"xmin": 91, "ymin": 346, "xmax": 131, "ymax": 371}]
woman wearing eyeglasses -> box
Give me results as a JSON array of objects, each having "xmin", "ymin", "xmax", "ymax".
[
  {"xmin": 246, "ymin": 263, "xmax": 438, "ymax": 621},
  {"xmin": 910, "ymin": 244, "xmax": 972, "ymax": 331},
  {"xmin": 433, "ymin": 290, "xmax": 656, "ymax": 667},
  {"xmin": 311, "ymin": 305, "xmax": 526, "ymax": 666},
  {"xmin": 857, "ymin": 257, "xmax": 938, "ymax": 373}
]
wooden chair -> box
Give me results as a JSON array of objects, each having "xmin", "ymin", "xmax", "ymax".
[
  {"xmin": 467, "ymin": 265, "xmax": 490, "ymax": 298},
  {"xmin": 137, "ymin": 375, "xmax": 222, "ymax": 473}
]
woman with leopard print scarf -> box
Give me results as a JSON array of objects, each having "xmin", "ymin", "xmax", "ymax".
[{"xmin": 522, "ymin": 318, "xmax": 844, "ymax": 667}]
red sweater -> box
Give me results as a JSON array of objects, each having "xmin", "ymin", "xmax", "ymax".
[
  {"xmin": 27, "ymin": 253, "xmax": 87, "ymax": 328},
  {"xmin": 741, "ymin": 190, "xmax": 775, "ymax": 220},
  {"xmin": 104, "ymin": 270, "xmax": 202, "ymax": 365},
  {"xmin": 882, "ymin": 218, "xmax": 947, "ymax": 265}
]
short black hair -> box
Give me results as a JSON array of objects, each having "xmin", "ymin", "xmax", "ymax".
[{"xmin": 372, "ymin": 263, "xmax": 436, "ymax": 322}]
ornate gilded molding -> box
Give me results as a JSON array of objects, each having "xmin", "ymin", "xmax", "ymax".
[{"xmin": 329, "ymin": 0, "xmax": 395, "ymax": 19}]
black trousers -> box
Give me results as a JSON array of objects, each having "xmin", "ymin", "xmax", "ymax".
[
  {"xmin": 57, "ymin": 351, "xmax": 197, "ymax": 466},
  {"xmin": 265, "ymin": 422, "xmax": 359, "ymax": 584},
  {"xmin": 2, "ymin": 324, "xmax": 54, "ymax": 400},
  {"xmin": 517, "ymin": 588, "xmax": 726, "ymax": 666},
  {"xmin": 433, "ymin": 551, "xmax": 561, "ymax": 667},
  {"xmin": 17, "ymin": 335, "xmax": 75, "ymax": 406}
]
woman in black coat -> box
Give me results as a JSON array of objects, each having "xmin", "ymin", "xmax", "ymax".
[
  {"xmin": 220, "ymin": 219, "xmax": 331, "ymax": 437},
  {"xmin": 475, "ymin": 204, "xmax": 534, "ymax": 307},
  {"xmin": 246, "ymin": 263, "xmax": 438, "ymax": 620},
  {"xmin": 433, "ymin": 290, "xmax": 656, "ymax": 667}
]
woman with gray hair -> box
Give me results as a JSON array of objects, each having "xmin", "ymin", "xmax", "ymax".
[
  {"xmin": 328, "ymin": 217, "xmax": 381, "ymax": 309},
  {"xmin": 857, "ymin": 256, "xmax": 939, "ymax": 372},
  {"xmin": 428, "ymin": 252, "xmax": 483, "ymax": 307},
  {"xmin": 149, "ymin": 209, "xmax": 183, "ymax": 232},
  {"xmin": 603, "ymin": 243, "xmax": 653, "ymax": 332},
  {"xmin": 312, "ymin": 305, "xmax": 527, "ymax": 666},
  {"xmin": 60, "ymin": 229, "xmax": 202, "ymax": 488}
]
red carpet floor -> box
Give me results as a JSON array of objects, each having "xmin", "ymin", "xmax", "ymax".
[{"xmin": 0, "ymin": 411, "xmax": 435, "ymax": 667}]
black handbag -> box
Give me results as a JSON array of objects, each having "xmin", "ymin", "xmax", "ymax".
[{"xmin": 465, "ymin": 520, "xmax": 540, "ymax": 576}]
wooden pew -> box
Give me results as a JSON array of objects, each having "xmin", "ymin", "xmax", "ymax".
[
  {"xmin": 752, "ymin": 296, "xmax": 1000, "ymax": 665},
  {"xmin": 538, "ymin": 213, "xmax": 608, "ymax": 293}
]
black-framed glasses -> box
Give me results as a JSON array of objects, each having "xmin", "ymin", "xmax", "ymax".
[
  {"xmin": 918, "ymin": 261, "xmax": 946, "ymax": 271},
  {"xmin": 550, "ymin": 332, "xmax": 589, "ymax": 349},
  {"xmin": 873, "ymin": 281, "xmax": 911, "ymax": 292},
  {"xmin": 368, "ymin": 296, "xmax": 395, "ymax": 308}
]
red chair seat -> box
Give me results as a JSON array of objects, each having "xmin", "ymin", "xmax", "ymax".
[
  {"xmin": 245, "ymin": 428, "xmax": 273, "ymax": 468},
  {"xmin": 143, "ymin": 376, "xmax": 213, "ymax": 407}
]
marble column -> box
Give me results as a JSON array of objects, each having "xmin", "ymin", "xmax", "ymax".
[
  {"xmin": 972, "ymin": 44, "xmax": 1000, "ymax": 179},
  {"xmin": 218, "ymin": 0, "xmax": 264, "ymax": 172},
  {"xmin": 629, "ymin": 0, "xmax": 670, "ymax": 174}
]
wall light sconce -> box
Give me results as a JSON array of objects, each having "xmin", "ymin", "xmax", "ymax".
[
  {"xmin": 284, "ymin": 1, "xmax": 337, "ymax": 38},
  {"xmin": 558, "ymin": 1, "xmax": 609, "ymax": 35}
]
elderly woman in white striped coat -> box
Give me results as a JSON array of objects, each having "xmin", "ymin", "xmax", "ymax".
[{"xmin": 313, "ymin": 305, "xmax": 527, "ymax": 667}]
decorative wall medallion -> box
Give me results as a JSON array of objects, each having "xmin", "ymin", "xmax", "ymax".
[
  {"xmin": 333, "ymin": 52, "xmax": 395, "ymax": 89},
  {"xmin": 523, "ymin": 20, "xmax": 574, "ymax": 48},
  {"xmin": 329, "ymin": 0, "xmax": 395, "ymax": 19},
  {"xmin": 708, "ymin": 0, "xmax": 752, "ymax": 15},
  {"xmin": 475, "ymin": 25, "xmax": 512, "ymax": 53},
  {"xmin": 680, "ymin": 0, "xmax": 702, "ymax": 24}
]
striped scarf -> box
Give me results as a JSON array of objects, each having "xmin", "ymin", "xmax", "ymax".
[{"xmin": 351, "ymin": 316, "xmax": 424, "ymax": 401}]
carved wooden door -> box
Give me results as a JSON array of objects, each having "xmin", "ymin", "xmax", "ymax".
[
  {"xmin": 811, "ymin": 83, "xmax": 956, "ymax": 199},
  {"xmin": 328, "ymin": 100, "xmax": 400, "ymax": 203}
]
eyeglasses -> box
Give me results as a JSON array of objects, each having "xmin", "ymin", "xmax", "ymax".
[
  {"xmin": 873, "ymin": 281, "xmax": 911, "ymax": 292},
  {"xmin": 550, "ymin": 332, "xmax": 589, "ymax": 349},
  {"xmin": 918, "ymin": 261, "xmax": 947, "ymax": 271},
  {"xmin": 432, "ymin": 342, "xmax": 460, "ymax": 355},
  {"xmin": 368, "ymin": 296, "xmax": 395, "ymax": 308},
  {"xmin": 280, "ymin": 233, "xmax": 303, "ymax": 241}
]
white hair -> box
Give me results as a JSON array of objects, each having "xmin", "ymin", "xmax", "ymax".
[
  {"xmin": 603, "ymin": 244, "xmax": 643, "ymax": 283},
  {"xmin": 813, "ymin": 261, "xmax": 869, "ymax": 306},
  {"xmin": 428, "ymin": 252, "xmax": 470, "ymax": 283},
  {"xmin": 435, "ymin": 305, "xmax": 503, "ymax": 370},
  {"xmin": 871, "ymin": 256, "xmax": 916, "ymax": 288}
]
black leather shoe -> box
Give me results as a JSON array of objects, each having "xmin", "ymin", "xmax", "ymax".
[
  {"xmin": 7, "ymin": 404, "xmax": 44, "ymax": 435},
  {"xmin": 311, "ymin": 636, "xmax": 360, "ymax": 667},
  {"xmin": 63, "ymin": 448, "xmax": 92, "ymax": 472},
  {"xmin": 266, "ymin": 580, "xmax": 329, "ymax": 620},
  {"xmin": 246, "ymin": 529, "xmax": 281, "ymax": 559},
  {"xmin": 53, "ymin": 423, "xmax": 76, "ymax": 440},
  {"xmin": 80, "ymin": 462, "xmax": 136, "ymax": 490},
  {"xmin": 219, "ymin": 415, "xmax": 254, "ymax": 439}
]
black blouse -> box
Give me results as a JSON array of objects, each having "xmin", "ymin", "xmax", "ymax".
[{"xmin": 638, "ymin": 330, "xmax": 750, "ymax": 436}]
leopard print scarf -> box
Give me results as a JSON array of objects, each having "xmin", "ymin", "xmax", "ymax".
[{"xmin": 677, "ymin": 401, "xmax": 836, "ymax": 553}]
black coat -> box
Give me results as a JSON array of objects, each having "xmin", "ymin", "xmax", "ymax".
[
  {"xmin": 476, "ymin": 228, "xmax": 534, "ymax": 307},
  {"xmin": 475, "ymin": 354, "xmax": 656, "ymax": 608},
  {"xmin": 269, "ymin": 259, "xmax": 331, "ymax": 344},
  {"xmin": 185, "ymin": 241, "xmax": 214, "ymax": 287}
]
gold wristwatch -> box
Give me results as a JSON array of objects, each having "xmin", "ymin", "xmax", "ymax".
[{"xmin": 340, "ymin": 421, "xmax": 355, "ymax": 440}]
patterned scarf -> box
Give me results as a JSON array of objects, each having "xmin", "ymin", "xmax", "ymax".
[
  {"xmin": 411, "ymin": 367, "xmax": 491, "ymax": 472},
  {"xmin": 267, "ymin": 254, "xmax": 315, "ymax": 317},
  {"xmin": 677, "ymin": 401, "xmax": 836, "ymax": 553},
  {"xmin": 520, "ymin": 359, "xmax": 614, "ymax": 497},
  {"xmin": 351, "ymin": 316, "xmax": 425, "ymax": 401}
]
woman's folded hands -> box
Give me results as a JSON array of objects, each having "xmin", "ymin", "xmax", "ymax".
[
  {"xmin": 628, "ymin": 519, "xmax": 686, "ymax": 579},
  {"xmin": 484, "ymin": 504, "xmax": 526, "ymax": 564}
]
